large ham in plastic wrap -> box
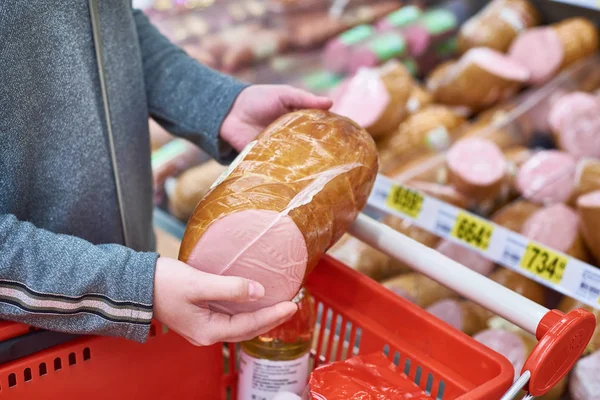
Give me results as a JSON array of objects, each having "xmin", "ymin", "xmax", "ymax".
[{"xmin": 179, "ymin": 110, "xmax": 379, "ymax": 314}]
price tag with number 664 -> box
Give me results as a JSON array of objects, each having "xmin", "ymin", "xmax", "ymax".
[{"xmin": 451, "ymin": 212, "xmax": 494, "ymax": 251}]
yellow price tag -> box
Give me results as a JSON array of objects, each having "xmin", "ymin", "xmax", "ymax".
[
  {"xmin": 519, "ymin": 243, "xmax": 568, "ymax": 284},
  {"xmin": 451, "ymin": 212, "xmax": 494, "ymax": 251},
  {"xmin": 386, "ymin": 185, "xmax": 424, "ymax": 219}
]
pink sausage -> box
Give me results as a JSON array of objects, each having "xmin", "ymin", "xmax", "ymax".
[
  {"xmin": 436, "ymin": 239, "xmax": 495, "ymax": 276},
  {"xmin": 474, "ymin": 329, "xmax": 528, "ymax": 381},
  {"xmin": 329, "ymin": 68, "xmax": 391, "ymax": 129},
  {"xmin": 426, "ymin": 299, "xmax": 463, "ymax": 330},
  {"xmin": 187, "ymin": 209, "xmax": 308, "ymax": 315},
  {"xmin": 388, "ymin": 287, "xmax": 418, "ymax": 305},
  {"xmin": 570, "ymin": 351, "xmax": 600, "ymax": 400},
  {"xmin": 515, "ymin": 150, "xmax": 576, "ymax": 205},
  {"xmin": 508, "ymin": 27, "xmax": 564, "ymax": 85},
  {"xmin": 551, "ymin": 93, "xmax": 600, "ymax": 160},
  {"xmin": 549, "ymin": 92, "xmax": 599, "ymax": 133},
  {"xmin": 521, "ymin": 203, "xmax": 580, "ymax": 253},
  {"xmin": 403, "ymin": 25, "xmax": 431, "ymax": 57},
  {"xmin": 462, "ymin": 47, "xmax": 531, "ymax": 83},
  {"xmin": 447, "ymin": 137, "xmax": 506, "ymax": 188}
]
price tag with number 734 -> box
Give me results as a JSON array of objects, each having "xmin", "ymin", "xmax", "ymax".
[{"xmin": 519, "ymin": 242, "xmax": 568, "ymax": 284}]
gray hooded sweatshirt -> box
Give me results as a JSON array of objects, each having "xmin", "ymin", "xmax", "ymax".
[{"xmin": 0, "ymin": 0, "xmax": 245, "ymax": 342}]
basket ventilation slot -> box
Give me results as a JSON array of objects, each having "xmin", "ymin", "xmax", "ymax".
[
  {"xmin": 313, "ymin": 302, "xmax": 362, "ymax": 367},
  {"xmin": 2, "ymin": 347, "xmax": 92, "ymax": 390},
  {"xmin": 383, "ymin": 344, "xmax": 445, "ymax": 399}
]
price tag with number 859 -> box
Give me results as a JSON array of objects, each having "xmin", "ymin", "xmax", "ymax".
[
  {"xmin": 385, "ymin": 185, "xmax": 424, "ymax": 219},
  {"xmin": 520, "ymin": 243, "xmax": 568, "ymax": 284}
]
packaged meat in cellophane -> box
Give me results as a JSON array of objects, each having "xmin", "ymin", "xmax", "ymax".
[
  {"xmin": 179, "ymin": 110, "xmax": 379, "ymax": 315},
  {"xmin": 306, "ymin": 353, "xmax": 431, "ymax": 400},
  {"xmin": 322, "ymin": 0, "xmax": 476, "ymax": 77}
]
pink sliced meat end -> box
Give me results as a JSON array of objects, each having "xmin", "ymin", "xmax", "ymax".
[
  {"xmin": 474, "ymin": 329, "xmax": 528, "ymax": 381},
  {"xmin": 521, "ymin": 203, "xmax": 580, "ymax": 253},
  {"xmin": 330, "ymin": 68, "xmax": 391, "ymax": 129},
  {"xmin": 570, "ymin": 351, "xmax": 600, "ymax": 400},
  {"xmin": 388, "ymin": 287, "xmax": 418, "ymax": 305},
  {"xmin": 404, "ymin": 25, "xmax": 431, "ymax": 57},
  {"xmin": 426, "ymin": 299, "xmax": 463, "ymax": 330},
  {"xmin": 447, "ymin": 137, "xmax": 506, "ymax": 186},
  {"xmin": 187, "ymin": 209, "xmax": 308, "ymax": 315},
  {"xmin": 324, "ymin": 39, "xmax": 352, "ymax": 74},
  {"xmin": 347, "ymin": 48, "xmax": 381, "ymax": 75},
  {"xmin": 516, "ymin": 150, "xmax": 576, "ymax": 204},
  {"xmin": 436, "ymin": 239, "xmax": 495, "ymax": 276},
  {"xmin": 463, "ymin": 47, "xmax": 530, "ymax": 82},
  {"xmin": 549, "ymin": 92, "xmax": 599, "ymax": 133},
  {"xmin": 557, "ymin": 98, "xmax": 600, "ymax": 160},
  {"xmin": 508, "ymin": 27, "xmax": 564, "ymax": 85},
  {"xmin": 577, "ymin": 190, "xmax": 600, "ymax": 208}
]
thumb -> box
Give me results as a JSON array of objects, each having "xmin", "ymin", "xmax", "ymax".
[
  {"xmin": 280, "ymin": 87, "xmax": 333, "ymax": 111},
  {"xmin": 187, "ymin": 270, "xmax": 266, "ymax": 304}
]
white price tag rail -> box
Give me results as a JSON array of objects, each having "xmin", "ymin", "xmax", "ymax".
[{"xmin": 367, "ymin": 174, "xmax": 600, "ymax": 310}]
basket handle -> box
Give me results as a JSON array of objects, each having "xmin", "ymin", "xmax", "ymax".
[{"xmin": 349, "ymin": 213, "xmax": 596, "ymax": 396}]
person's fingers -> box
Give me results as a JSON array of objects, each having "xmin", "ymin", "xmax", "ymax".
[
  {"xmin": 206, "ymin": 301, "xmax": 298, "ymax": 344},
  {"xmin": 225, "ymin": 312, "xmax": 296, "ymax": 343},
  {"xmin": 280, "ymin": 87, "xmax": 333, "ymax": 111},
  {"xmin": 187, "ymin": 270, "xmax": 265, "ymax": 303}
]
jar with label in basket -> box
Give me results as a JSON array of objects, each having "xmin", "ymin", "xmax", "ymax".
[{"xmin": 237, "ymin": 287, "xmax": 316, "ymax": 400}]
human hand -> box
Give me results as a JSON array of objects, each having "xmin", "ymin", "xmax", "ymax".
[
  {"xmin": 220, "ymin": 84, "xmax": 333, "ymax": 151},
  {"xmin": 153, "ymin": 257, "xmax": 298, "ymax": 346}
]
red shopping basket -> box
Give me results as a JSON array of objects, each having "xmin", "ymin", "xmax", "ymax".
[{"xmin": 0, "ymin": 256, "xmax": 516, "ymax": 399}]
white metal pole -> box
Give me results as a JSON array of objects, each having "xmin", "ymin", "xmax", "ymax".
[{"xmin": 349, "ymin": 213, "xmax": 548, "ymax": 335}]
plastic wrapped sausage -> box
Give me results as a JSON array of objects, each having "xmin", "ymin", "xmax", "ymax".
[
  {"xmin": 221, "ymin": 29, "xmax": 288, "ymax": 72},
  {"xmin": 403, "ymin": 180, "xmax": 468, "ymax": 209},
  {"xmin": 378, "ymin": 105, "xmax": 466, "ymax": 170},
  {"xmin": 405, "ymin": 82, "xmax": 434, "ymax": 114},
  {"xmin": 457, "ymin": 0, "xmax": 540, "ymax": 54},
  {"xmin": 179, "ymin": 110, "xmax": 378, "ymax": 314},
  {"xmin": 515, "ymin": 150, "xmax": 577, "ymax": 205},
  {"xmin": 577, "ymin": 190, "xmax": 600, "ymax": 262},
  {"xmin": 548, "ymin": 92, "xmax": 600, "ymax": 160},
  {"xmin": 504, "ymin": 146, "xmax": 534, "ymax": 192},
  {"xmin": 576, "ymin": 158, "xmax": 600, "ymax": 198},
  {"xmin": 327, "ymin": 234, "xmax": 409, "ymax": 281},
  {"xmin": 446, "ymin": 137, "xmax": 507, "ymax": 202},
  {"xmin": 284, "ymin": 2, "xmax": 400, "ymax": 49},
  {"xmin": 168, "ymin": 161, "xmax": 227, "ymax": 221},
  {"xmin": 426, "ymin": 299, "xmax": 490, "ymax": 335},
  {"xmin": 428, "ymin": 47, "xmax": 530, "ymax": 113},
  {"xmin": 383, "ymin": 273, "xmax": 458, "ymax": 308},
  {"xmin": 491, "ymin": 199, "xmax": 541, "ymax": 233},
  {"xmin": 330, "ymin": 61, "xmax": 414, "ymax": 138},
  {"xmin": 474, "ymin": 327, "xmax": 536, "ymax": 380},
  {"xmin": 152, "ymin": 139, "xmax": 208, "ymax": 203},
  {"xmin": 490, "ymin": 268, "xmax": 546, "ymax": 304},
  {"xmin": 323, "ymin": 5, "xmax": 423, "ymax": 74},
  {"xmin": 435, "ymin": 240, "xmax": 495, "ymax": 276},
  {"xmin": 474, "ymin": 326, "xmax": 568, "ymax": 399},
  {"xmin": 570, "ymin": 351, "xmax": 600, "ymax": 400},
  {"xmin": 521, "ymin": 203, "xmax": 591, "ymax": 262},
  {"xmin": 307, "ymin": 353, "xmax": 431, "ymax": 400},
  {"xmin": 509, "ymin": 18, "xmax": 599, "ymax": 85}
]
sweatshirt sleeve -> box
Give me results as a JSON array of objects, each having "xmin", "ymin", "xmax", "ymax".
[
  {"xmin": 0, "ymin": 214, "xmax": 158, "ymax": 343},
  {"xmin": 133, "ymin": 9, "xmax": 249, "ymax": 164}
]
